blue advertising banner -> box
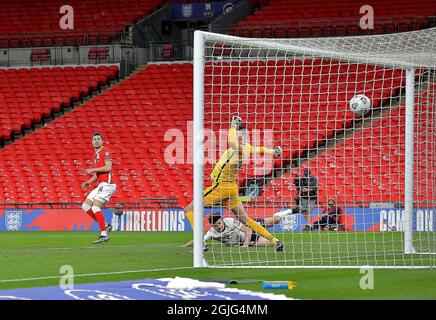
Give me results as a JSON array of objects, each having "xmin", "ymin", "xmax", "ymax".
[
  {"xmin": 182, "ymin": 207, "xmax": 436, "ymax": 232},
  {"xmin": 171, "ymin": 1, "xmax": 240, "ymax": 20},
  {"xmin": 1, "ymin": 207, "xmax": 434, "ymax": 232},
  {"xmin": 0, "ymin": 208, "xmax": 186, "ymax": 232}
]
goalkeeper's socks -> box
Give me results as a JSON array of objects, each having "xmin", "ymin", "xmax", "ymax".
[
  {"xmin": 94, "ymin": 211, "xmax": 107, "ymax": 232},
  {"xmin": 246, "ymin": 218, "xmax": 275, "ymax": 242},
  {"xmin": 186, "ymin": 210, "xmax": 194, "ymax": 227}
]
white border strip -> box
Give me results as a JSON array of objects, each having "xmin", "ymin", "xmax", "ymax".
[
  {"xmin": 209, "ymin": 266, "xmax": 433, "ymax": 269},
  {"xmin": 0, "ymin": 243, "xmax": 179, "ymax": 253},
  {"xmin": 0, "ymin": 266, "xmax": 195, "ymax": 283}
]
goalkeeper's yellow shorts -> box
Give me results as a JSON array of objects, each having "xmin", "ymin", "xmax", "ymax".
[{"xmin": 203, "ymin": 181, "xmax": 243, "ymax": 210}]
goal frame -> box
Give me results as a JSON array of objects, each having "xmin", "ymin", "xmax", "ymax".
[{"xmin": 192, "ymin": 30, "xmax": 433, "ymax": 268}]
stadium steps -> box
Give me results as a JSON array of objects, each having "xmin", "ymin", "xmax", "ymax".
[
  {"xmin": 259, "ymin": 84, "xmax": 435, "ymax": 206},
  {"xmin": 123, "ymin": 64, "xmax": 148, "ymax": 78},
  {"xmin": 290, "ymin": 89, "xmax": 406, "ymax": 168},
  {"xmin": 253, "ymin": 97, "xmax": 404, "ymax": 205}
]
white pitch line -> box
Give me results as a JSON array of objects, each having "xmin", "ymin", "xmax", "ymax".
[
  {"xmin": 0, "ymin": 266, "xmax": 195, "ymax": 283},
  {"xmin": 0, "ymin": 243, "xmax": 181, "ymax": 253}
]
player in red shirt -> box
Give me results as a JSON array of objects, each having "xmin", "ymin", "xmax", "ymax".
[{"xmin": 81, "ymin": 132, "xmax": 117, "ymax": 243}]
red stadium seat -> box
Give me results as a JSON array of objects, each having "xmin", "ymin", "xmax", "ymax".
[
  {"xmin": 374, "ymin": 24, "xmax": 385, "ymax": 34},
  {"xmin": 241, "ymin": 28, "xmax": 251, "ymax": 38},
  {"xmin": 384, "ymin": 23, "xmax": 396, "ymax": 33},
  {"xmin": 263, "ymin": 27, "xmax": 273, "ymax": 38},
  {"xmin": 251, "ymin": 28, "xmax": 263, "ymax": 37},
  {"xmin": 335, "ymin": 25, "xmax": 347, "ymax": 36},
  {"xmin": 300, "ymin": 27, "xmax": 310, "ymax": 37},
  {"xmin": 347, "ymin": 25, "xmax": 360, "ymax": 36},
  {"xmin": 274, "ymin": 27, "xmax": 286, "ymax": 38},
  {"xmin": 322, "ymin": 26, "xmax": 335, "ymax": 37},
  {"xmin": 286, "ymin": 27, "xmax": 299, "ymax": 38},
  {"xmin": 310, "ymin": 26, "xmax": 322, "ymax": 37},
  {"xmin": 398, "ymin": 22, "xmax": 409, "ymax": 32}
]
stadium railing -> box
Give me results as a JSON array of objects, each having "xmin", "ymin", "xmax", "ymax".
[
  {"xmin": 0, "ymin": 25, "xmax": 137, "ymax": 68},
  {"xmin": 0, "ymin": 25, "xmax": 130, "ymax": 48},
  {"xmin": 219, "ymin": 16, "xmax": 431, "ymax": 38},
  {"xmin": 146, "ymin": 40, "xmax": 193, "ymax": 61},
  {"xmin": 143, "ymin": 16, "xmax": 430, "ymax": 62},
  {"xmin": 0, "ymin": 45, "xmax": 122, "ymax": 67}
]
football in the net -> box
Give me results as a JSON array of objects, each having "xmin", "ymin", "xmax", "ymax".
[{"xmin": 349, "ymin": 94, "xmax": 371, "ymax": 115}]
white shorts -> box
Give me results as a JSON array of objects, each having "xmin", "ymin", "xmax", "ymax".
[{"xmin": 87, "ymin": 182, "xmax": 117, "ymax": 203}]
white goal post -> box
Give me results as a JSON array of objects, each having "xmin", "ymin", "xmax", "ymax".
[{"xmin": 193, "ymin": 28, "xmax": 436, "ymax": 268}]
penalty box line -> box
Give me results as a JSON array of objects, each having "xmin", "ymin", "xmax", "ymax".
[{"xmin": 0, "ymin": 266, "xmax": 195, "ymax": 284}]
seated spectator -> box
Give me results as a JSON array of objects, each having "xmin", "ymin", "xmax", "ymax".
[{"xmin": 312, "ymin": 198, "xmax": 344, "ymax": 231}]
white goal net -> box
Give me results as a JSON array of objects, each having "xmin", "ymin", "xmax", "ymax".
[{"xmin": 192, "ymin": 28, "xmax": 436, "ymax": 268}]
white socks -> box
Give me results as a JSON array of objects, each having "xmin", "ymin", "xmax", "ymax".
[{"xmin": 101, "ymin": 231, "xmax": 108, "ymax": 237}]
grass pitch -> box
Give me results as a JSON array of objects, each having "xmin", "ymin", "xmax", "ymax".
[{"xmin": 0, "ymin": 231, "xmax": 435, "ymax": 299}]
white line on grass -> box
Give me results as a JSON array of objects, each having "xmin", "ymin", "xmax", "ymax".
[
  {"xmin": 0, "ymin": 266, "xmax": 195, "ymax": 283},
  {"xmin": 0, "ymin": 243, "xmax": 185, "ymax": 253}
]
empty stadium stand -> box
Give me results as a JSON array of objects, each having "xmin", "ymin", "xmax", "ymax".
[
  {"xmin": 205, "ymin": 59, "xmax": 404, "ymax": 181},
  {"xmin": 0, "ymin": 0, "xmax": 163, "ymax": 47},
  {"xmin": 0, "ymin": 63, "xmax": 190, "ymax": 204},
  {"xmin": 259, "ymin": 96, "xmax": 435, "ymax": 206},
  {"xmin": 0, "ymin": 60, "xmax": 412, "ymax": 206},
  {"xmin": 232, "ymin": 0, "xmax": 435, "ymax": 37},
  {"xmin": 0, "ymin": 65, "xmax": 118, "ymax": 143}
]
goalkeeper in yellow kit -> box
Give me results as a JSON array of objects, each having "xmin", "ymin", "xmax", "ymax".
[{"xmin": 185, "ymin": 115, "xmax": 284, "ymax": 252}]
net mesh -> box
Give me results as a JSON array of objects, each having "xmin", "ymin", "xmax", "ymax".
[{"xmin": 196, "ymin": 28, "xmax": 436, "ymax": 267}]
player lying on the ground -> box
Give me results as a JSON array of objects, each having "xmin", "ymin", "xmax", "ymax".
[
  {"xmin": 185, "ymin": 208, "xmax": 296, "ymax": 250},
  {"xmin": 184, "ymin": 115, "xmax": 285, "ymax": 252},
  {"xmin": 80, "ymin": 132, "xmax": 117, "ymax": 244}
]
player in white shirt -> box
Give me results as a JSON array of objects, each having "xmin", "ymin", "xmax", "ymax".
[{"xmin": 185, "ymin": 208, "xmax": 296, "ymax": 250}]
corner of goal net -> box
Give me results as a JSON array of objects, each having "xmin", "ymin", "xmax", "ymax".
[{"xmin": 405, "ymin": 246, "xmax": 417, "ymax": 255}]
